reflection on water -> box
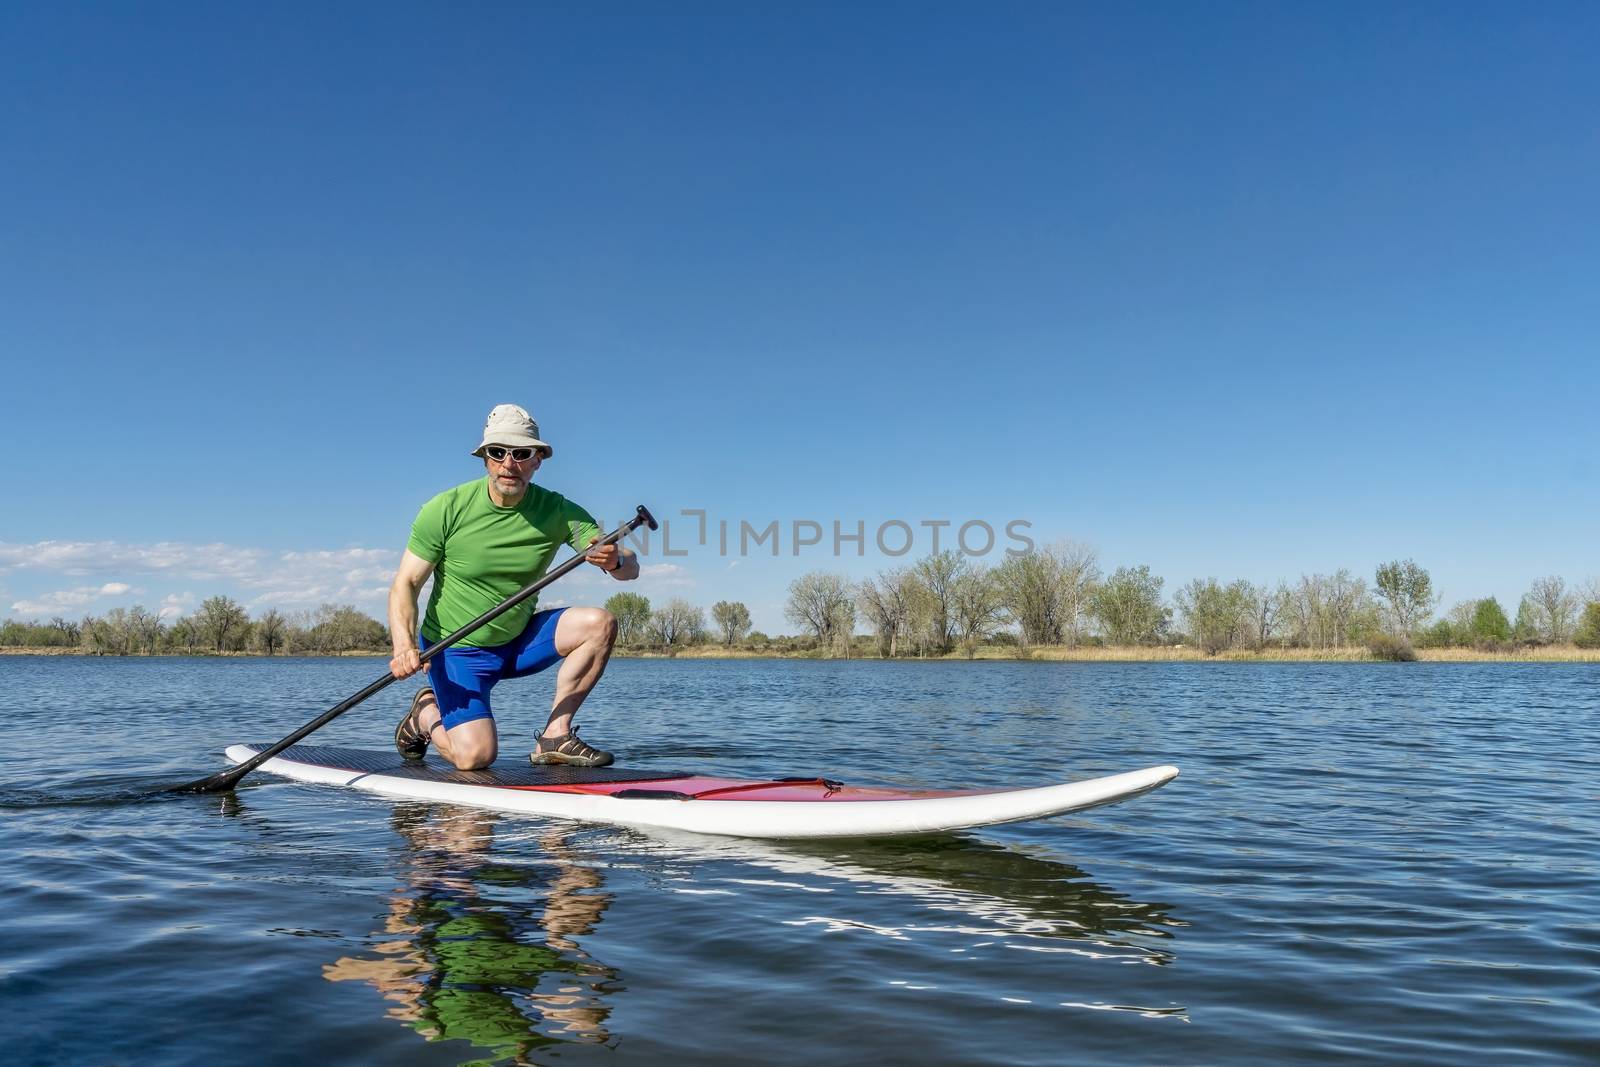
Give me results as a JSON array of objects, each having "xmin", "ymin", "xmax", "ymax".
[
  {"xmin": 324, "ymin": 805, "xmax": 618, "ymax": 1063},
  {"xmin": 635, "ymin": 830, "xmax": 1190, "ymax": 1017},
  {"xmin": 319, "ymin": 803, "xmax": 1190, "ymax": 1063}
]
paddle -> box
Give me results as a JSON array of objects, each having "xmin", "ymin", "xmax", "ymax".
[{"xmin": 173, "ymin": 504, "xmax": 659, "ymax": 794}]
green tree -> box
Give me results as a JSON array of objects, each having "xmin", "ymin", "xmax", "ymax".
[
  {"xmin": 1513, "ymin": 598, "xmax": 1541, "ymax": 643},
  {"xmin": 604, "ymin": 592, "xmax": 651, "ymax": 648},
  {"xmin": 1573, "ymin": 602, "xmax": 1600, "ymax": 649},
  {"xmin": 167, "ymin": 616, "xmax": 202, "ymax": 654},
  {"xmin": 1470, "ymin": 597, "xmax": 1511, "ymax": 643},
  {"xmin": 710, "ymin": 601, "xmax": 752, "ymax": 647},
  {"xmin": 1418, "ymin": 618, "xmax": 1459, "ymax": 648},
  {"xmin": 1175, "ymin": 578, "xmax": 1252, "ymax": 654},
  {"xmin": 952, "ymin": 565, "xmax": 1005, "ymax": 644},
  {"xmin": 195, "ymin": 595, "xmax": 249, "ymax": 652},
  {"xmin": 1374, "ymin": 559, "xmax": 1434, "ymax": 638},
  {"xmin": 991, "ymin": 542, "xmax": 1101, "ymax": 648},
  {"xmin": 305, "ymin": 603, "xmax": 386, "ymax": 652},
  {"xmin": 1091, "ymin": 565, "xmax": 1168, "ymax": 646}
]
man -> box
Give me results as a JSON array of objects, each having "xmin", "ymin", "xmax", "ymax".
[{"xmin": 388, "ymin": 403, "xmax": 638, "ymax": 770}]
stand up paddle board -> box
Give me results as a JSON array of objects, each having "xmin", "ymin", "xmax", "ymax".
[{"xmin": 224, "ymin": 744, "xmax": 1178, "ymax": 840}]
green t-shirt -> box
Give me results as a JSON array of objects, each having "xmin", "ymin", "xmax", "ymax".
[{"xmin": 407, "ymin": 478, "xmax": 601, "ymax": 648}]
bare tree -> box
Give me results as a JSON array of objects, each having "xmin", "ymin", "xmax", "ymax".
[
  {"xmin": 1446, "ymin": 600, "xmax": 1477, "ymax": 634},
  {"xmin": 650, "ymin": 598, "xmax": 705, "ymax": 652},
  {"xmin": 1525, "ymin": 575, "xmax": 1578, "ymax": 643},
  {"xmin": 82, "ymin": 609, "xmax": 131, "ymax": 655},
  {"xmin": 912, "ymin": 551, "xmax": 966, "ymax": 653},
  {"xmin": 1288, "ymin": 574, "xmax": 1327, "ymax": 648},
  {"xmin": 254, "ymin": 608, "xmax": 288, "ymax": 655},
  {"xmin": 858, "ymin": 568, "xmax": 916, "ymax": 657},
  {"xmin": 785, "ymin": 572, "xmax": 855, "ymax": 651},
  {"xmin": 1245, "ymin": 581, "xmax": 1289, "ymax": 648},
  {"xmin": 1326, "ymin": 570, "xmax": 1368, "ymax": 648},
  {"xmin": 127, "ymin": 606, "xmax": 163, "ymax": 654},
  {"xmin": 829, "ymin": 595, "xmax": 857, "ymax": 658},
  {"xmin": 1056, "ymin": 542, "xmax": 1100, "ymax": 646}
]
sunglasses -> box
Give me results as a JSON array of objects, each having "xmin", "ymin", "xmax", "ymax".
[{"xmin": 484, "ymin": 445, "xmax": 540, "ymax": 463}]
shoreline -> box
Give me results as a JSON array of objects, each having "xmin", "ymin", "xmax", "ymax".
[{"xmin": 4, "ymin": 645, "xmax": 1596, "ymax": 663}]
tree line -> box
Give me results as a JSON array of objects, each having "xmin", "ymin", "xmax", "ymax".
[
  {"xmin": 7, "ymin": 553, "xmax": 1598, "ymax": 658},
  {"xmin": 782, "ymin": 549, "xmax": 1600, "ymax": 657},
  {"xmin": 0, "ymin": 597, "xmax": 387, "ymax": 655}
]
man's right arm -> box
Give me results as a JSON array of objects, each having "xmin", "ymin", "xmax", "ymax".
[{"xmin": 388, "ymin": 549, "xmax": 436, "ymax": 679}]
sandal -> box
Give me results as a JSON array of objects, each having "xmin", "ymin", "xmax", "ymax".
[
  {"xmin": 395, "ymin": 686, "xmax": 435, "ymax": 761},
  {"xmin": 529, "ymin": 727, "xmax": 614, "ymax": 768}
]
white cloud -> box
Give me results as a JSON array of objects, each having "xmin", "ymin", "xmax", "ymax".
[
  {"xmin": 241, "ymin": 547, "xmax": 401, "ymax": 610},
  {"xmin": 639, "ymin": 563, "xmax": 695, "ymax": 588},
  {"xmin": 0, "ymin": 540, "xmax": 268, "ymax": 580},
  {"xmin": 9, "ymin": 581, "xmax": 142, "ymax": 616},
  {"xmin": 158, "ymin": 592, "xmax": 196, "ymax": 620},
  {"xmin": 0, "ymin": 539, "xmax": 402, "ymax": 615}
]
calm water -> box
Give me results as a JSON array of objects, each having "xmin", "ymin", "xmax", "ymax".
[{"xmin": 4, "ymin": 656, "xmax": 1597, "ymax": 1065}]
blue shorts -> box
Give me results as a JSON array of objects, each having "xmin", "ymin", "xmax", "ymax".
[{"xmin": 421, "ymin": 607, "xmax": 568, "ymax": 730}]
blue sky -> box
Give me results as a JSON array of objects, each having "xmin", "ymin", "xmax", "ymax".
[{"xmin": 3, "ymin": 3, "xmax": 1596, "ymax": 633}]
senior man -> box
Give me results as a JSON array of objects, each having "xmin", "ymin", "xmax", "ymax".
[{"xmin": 388, "ymin": 403, "xmax": 638, "ymax": 770}]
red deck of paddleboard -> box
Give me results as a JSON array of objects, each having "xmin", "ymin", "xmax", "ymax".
[
  {"xmin": 245, "ymin": 746, "xmax": 984, "ymax": 803},
  {"xmin": 508, "ymin": 777, "xmax": 982, "ymax": 802}
]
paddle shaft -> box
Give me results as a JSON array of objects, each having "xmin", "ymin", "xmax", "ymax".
[{"xmin": 174, "ymin": 504, "xmax": 658, "ymax": 794}]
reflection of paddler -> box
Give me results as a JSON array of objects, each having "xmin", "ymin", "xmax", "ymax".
[{"xmin": 323, "ymin": 805, "xmax": 617, "ymax": 1058}]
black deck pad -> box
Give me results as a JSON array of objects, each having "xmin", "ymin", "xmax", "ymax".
[{"xmin": 245, "ymin": 744, "xmax": 693, "ymax": 787}]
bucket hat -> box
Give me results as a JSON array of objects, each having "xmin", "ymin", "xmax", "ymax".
[{"xmin": 471, "ymin": 404, "xmax": 552, "ymax": 459}]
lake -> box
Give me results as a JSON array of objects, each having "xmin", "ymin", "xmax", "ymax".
[{"xmin": 4, "ymin": 656, "xmax": 1596, "ymax": 1065}]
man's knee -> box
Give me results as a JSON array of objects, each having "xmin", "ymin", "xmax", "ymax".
[
  {"xmin": 573, "ymin": 607, "xmax": 617, "ymax": 646},
  {"xmin": 449, "ymin": 742, "xmax": 495, "ymax": 771},
  {"xmin": 443, "ymin": 723, "xmax": 497, "ymax": 770}
]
